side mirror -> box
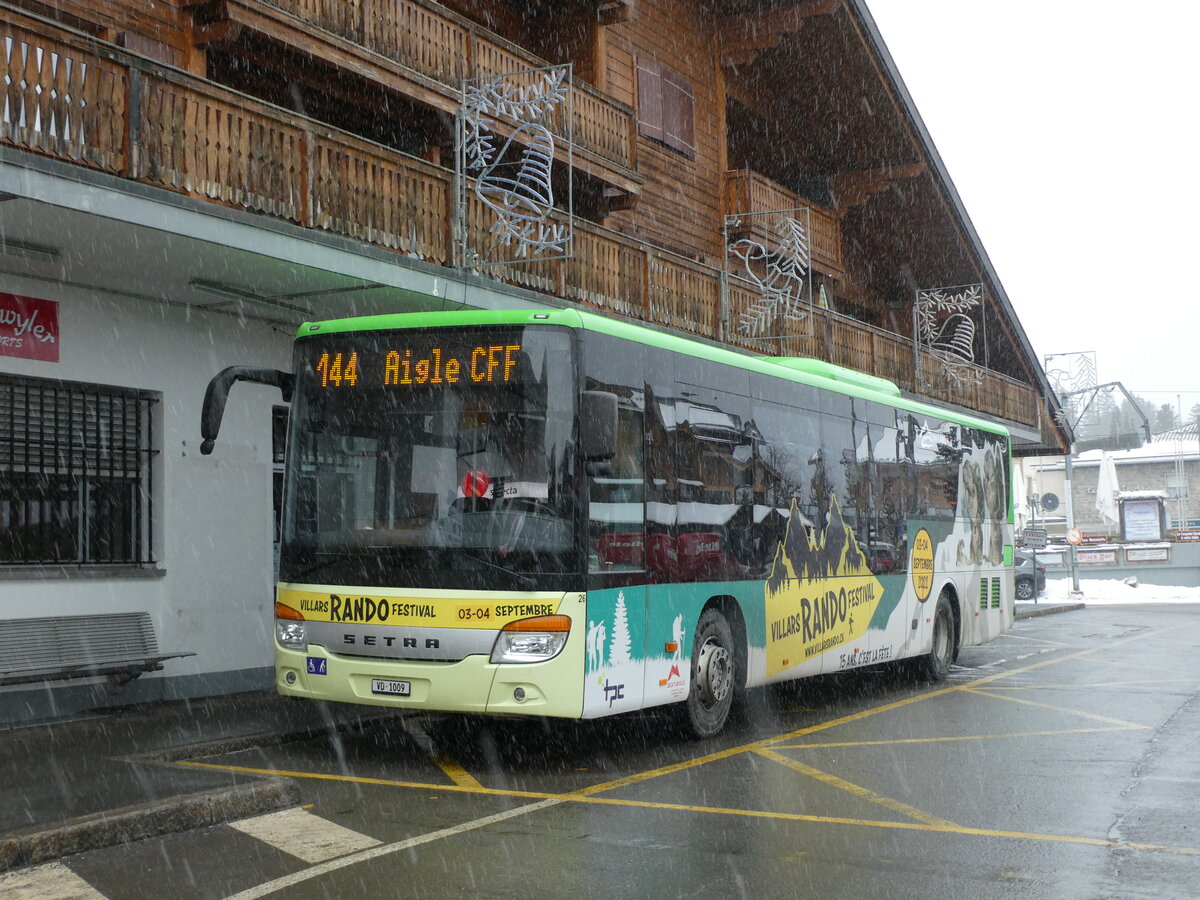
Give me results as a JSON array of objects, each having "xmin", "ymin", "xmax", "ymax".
[
  {"xmin": 580, "ymin": 390, "xmax": 618, "ymax": 461},
  {"xmin": 201, "ymin": 367, "xmax": 295, "ymax": 454}
]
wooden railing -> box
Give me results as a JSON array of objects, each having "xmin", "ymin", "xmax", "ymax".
[
  {"xmin": 0, "ymin": 18, "xmax": 128, "ymax": 174},
  {"xmin": 256, "ymin": 0, "xmax": 635, "ymax": 171},
  {"xmin": 722, "ymin": 169, "xmax": 843, "ymax": 274},
  {"xmin": 0, "ymin": 9, "xmax": 1043, "ymax": 432}
]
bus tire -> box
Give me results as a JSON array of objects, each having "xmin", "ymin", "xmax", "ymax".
[
  {"xmin": 917, "ymin": 592, "xmax": 955, "ymax": 681},
  {"xmin": 684, "ymin": 607, "xmax": 736, "ymax": 738}
]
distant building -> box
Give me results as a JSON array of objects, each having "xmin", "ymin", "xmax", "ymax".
[{"xmin": 1022, "ymin": 424, "xmax": 1200, "ymax": 537}]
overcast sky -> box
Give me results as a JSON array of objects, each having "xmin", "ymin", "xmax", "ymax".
[{"xmin": 864, "ymin": 1, "xmax": 1200, "ymax": 422}]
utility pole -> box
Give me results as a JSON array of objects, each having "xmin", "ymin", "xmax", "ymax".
[
  {"xmin": 1029, "ymin": 491, "xmax": 1041, "ymax": 603},
  {"xmin": 1055, "ymin": 381, "xmax": 1152, "ymax": 597},
  {"xmin": 1064, "ymin": 450, "xmax": 1080, "ymax": 594}
]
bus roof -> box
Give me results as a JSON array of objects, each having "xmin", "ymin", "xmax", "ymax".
[{"xmin": 297, "ymin": 308, "xmax": 1009, "ymax": 438}]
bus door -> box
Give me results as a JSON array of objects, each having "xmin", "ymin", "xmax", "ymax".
[{"xmin": 583, "ymin": 378, "xmax": 648, "ymax": 718}]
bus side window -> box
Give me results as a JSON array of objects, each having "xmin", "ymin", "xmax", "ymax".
[{"xmin": 589, "ymin": 397, "xmax": 645, "ymax": 574}]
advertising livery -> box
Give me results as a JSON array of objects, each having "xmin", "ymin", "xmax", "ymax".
[{"xmin": 202, "ymin": 308, "xmax": 1013, "ymax": 738}]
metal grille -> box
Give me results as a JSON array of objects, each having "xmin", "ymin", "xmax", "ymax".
[
  {"xmin": 978, "ymin": 578, "xmax": 989, "ymax": 611},
  {"xmin": 991, "ymin": 577, "xmax": 1002, "ymax": 609},
  {"xmin": 0, "ymin": 374, "xmax": 157, "ymax": 565}
]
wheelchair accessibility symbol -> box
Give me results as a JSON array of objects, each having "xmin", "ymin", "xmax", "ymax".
[{"xmin": 306, "ymin": 657, "xmax": 328, "ymax": 675}]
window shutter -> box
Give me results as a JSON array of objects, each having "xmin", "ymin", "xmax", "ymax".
[
  {"xmin": 637, "ymin": 55, "xmax": 694, "ymax": 157},
  {"xmin": 636, "ymin": 55, "xmax": 664, "ymax": 142},
  {"xmin": 662, "ymin": 68, "xmax": 695, "ymax": 158}
]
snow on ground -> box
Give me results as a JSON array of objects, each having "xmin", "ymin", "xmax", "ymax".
[{"xmin": 1039, "ymin": 578, "xmax": 1200, "ymax": 606}]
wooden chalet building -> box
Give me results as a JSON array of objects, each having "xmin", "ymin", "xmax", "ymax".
[{"xmin": 0, "ymin": 0, "xmax": 1070, "ymax": 720}]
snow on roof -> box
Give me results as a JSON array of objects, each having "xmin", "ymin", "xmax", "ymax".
[{"xmin": 1033, "ymin": 430, "xmax": 1200, "ymax": 469}]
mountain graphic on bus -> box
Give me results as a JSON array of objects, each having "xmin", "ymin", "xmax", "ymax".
[{"xmin": 764, "ymin": 497, "xmax": 885, "ymax": 677}]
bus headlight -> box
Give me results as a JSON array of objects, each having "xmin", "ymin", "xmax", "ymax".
[
  {"xmin": 275, "ymin": 601, "xmax": 307, "ymax": 650},
  {"xmin": 490, "ymin": 615, "xmax": 571, "ymax": 664}
]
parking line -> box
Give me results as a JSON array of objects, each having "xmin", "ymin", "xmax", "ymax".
[
  {"xmin": 401, "ymin": 716, "xmax": 485, "ymax": 790},
  {"xmin": 961, "ymin": 688, "xmax": 1151, "ymax": 729},
  {"xmin": 568, "ymin": 636, "xmax": 1151, "ymax": 801},
  {"xmin": 0, "ymin": 862, "xmax": 107, "ymax": 899},
  {"xmin": 228, "ymin": 808, "xmax": 382, "ymax": 863},
  {"xmin": 565, "ymin": 794, "xmax": 1200, "ymax": 858},
  {"xmin": 752, "ymin": 747, "xmax": 961, "ymax": 829},
  {"xmin": 984, "ymin": 678, "xmax": 1198, "ymax": 690},
  {"xmin": 222, "ymin": 799, "xmax": 563, "ymax": 900},
  {"xmin": 190, "ymin": 621, "xmax": 1194, "ymax": 898},
  {"xmin": 178, "ymin": 760, "xmax": 549, "ymax": 799},
  {"xmin": 772, "ymin": 726, "xmax": 1134, "ymax": 750},
  {"xmin": 571, "ymin": 683, "xmax": 966, "ymax": 799}
]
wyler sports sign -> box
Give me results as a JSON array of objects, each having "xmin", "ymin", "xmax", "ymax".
[{"xmin": 0, "ymin": 293, "xmax": 59, "ymax": 362}]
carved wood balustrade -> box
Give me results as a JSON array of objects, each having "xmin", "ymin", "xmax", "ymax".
[{"xmin": 0, "ymin": 8, "xmax": 1045, "ymax": 433}]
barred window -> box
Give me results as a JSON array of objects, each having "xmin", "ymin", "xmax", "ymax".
[{"xmin": 0, "ymin": 374, "xmax": 158, "ymax": 566}]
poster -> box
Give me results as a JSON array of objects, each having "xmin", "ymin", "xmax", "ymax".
[{"xmin": 1121, "ymin": 499, "xmax": 1162, "ymax": 542}]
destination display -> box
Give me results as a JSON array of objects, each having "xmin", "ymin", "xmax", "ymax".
[{"xmin": 312, "ymin": 342, "xmax": 524, "ymax": 389}]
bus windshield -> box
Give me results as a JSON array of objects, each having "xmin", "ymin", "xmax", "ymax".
[{"xmin": 280, "ymin": 325, "xmax": 577, "ymax": 585}]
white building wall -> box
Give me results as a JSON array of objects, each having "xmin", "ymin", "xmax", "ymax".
[{"xmin": 1, "ymin": 273, "xmax": 292, "ymax": 699}]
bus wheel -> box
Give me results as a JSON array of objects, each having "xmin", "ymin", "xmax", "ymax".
[
  {"xmin": 917, "ymin": 593, "xmax": 955, "ymax": 681},
  {"xmin": 685, "ymin": 608, "xmax": 736, "ymax": 738}
]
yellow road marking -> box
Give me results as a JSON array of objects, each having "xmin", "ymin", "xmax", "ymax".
[
  {"xmin": 567, "ymin": 628, "xmax": 1149, "ymax": 799},
  {"xmin": 773, "ymin": 726, "xmax": 1136, "ymax": 750},
  {"xmin": 573, "ymin": 683, "xmax": 964, "ymax": 798},
  {"xmin": 961, "ymin": 688, "xmax": 1151, "ymax": 729},
  {"xmin": 986, "ymin": 679, "xmax": 1199, "ymax": 690},
  {"xmin": 432, "ymin": 756, "xmax": 484, "ymax": 789},
  {"xmin": 181, "ymin": 623, "xmax": 1191, "ymax": 861},
  {"xmin": 178, "ymin": 760, "xmax": 548, "ymax": 799},
  {"xmin": 751, "ymin": 747, "xmax": 961, "ymax": 829},
  {"xmin": 180, "ymin": 759, "xmax": 1200, "ymax": 859},
  {"xmin": 402, "ymin": 716, "xmax": 485, "ymax": 790},
  {"xmin": 570, "ymin": 795, "xmax": 1200, "ymax": 858}
]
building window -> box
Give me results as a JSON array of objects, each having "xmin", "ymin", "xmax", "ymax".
[
  {"xmin": 0, "ymin": 374, "xmax": 158, "ymax": 566},
  {"xmin": 636, "ymin": 56, "xmax": 695, "ymax": 158}
]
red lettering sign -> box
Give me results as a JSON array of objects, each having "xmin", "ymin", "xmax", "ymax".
[{"xmin": 0, "ymin": 293, "xmax": 59, "ymax": 362}]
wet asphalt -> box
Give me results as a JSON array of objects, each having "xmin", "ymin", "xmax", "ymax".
[{"xmin": 6, "ymin": 599, "xmax": 1199, "ymax": 900}]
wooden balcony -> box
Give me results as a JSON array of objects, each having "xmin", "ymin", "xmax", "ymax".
[
  {"xmin": 722, "ymin": 169, "xmax": 843, "ymax": 275},
  {"xmin": 0, "ymin": 8, "xmax": 1045, "ymax": 434},
  {"xmin": 197, "ymin": 0, "xmax": 640, "ymax": 198}
]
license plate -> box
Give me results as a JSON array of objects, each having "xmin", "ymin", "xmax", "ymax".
[{"xmin": 371, "ymin": 678, "xmax": 411, "ymax": 697}]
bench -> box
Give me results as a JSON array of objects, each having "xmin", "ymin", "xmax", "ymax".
[{"xmin": 0, "ymin": 612, "xmax": 194, "ymax": 691}]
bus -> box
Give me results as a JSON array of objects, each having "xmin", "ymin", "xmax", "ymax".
[{"xmin": 201, "ymin": 308, "xmax": 1013, "ymax": 737}]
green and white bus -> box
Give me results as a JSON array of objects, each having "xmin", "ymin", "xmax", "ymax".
[{"xmin": 202, "ymin": 308, "xmax": 1013, "ymax": 737}]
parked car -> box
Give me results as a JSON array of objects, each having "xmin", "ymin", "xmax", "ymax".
[{"xmin": 1015, "ymin": 549, "xmax": 1047, "ymax": 601}]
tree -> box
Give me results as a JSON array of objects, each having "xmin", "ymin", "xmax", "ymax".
[
  {"xmin": 1154, "ymin": 403, "xmax": 1179, "ymax": 434},
  {"xmin": 1115, "ymin": 394, "xmax": 1154, "ymax": 436},
  {"xmin": 608, "ymin": 591, "xmax": 631, "ymax": 666}
]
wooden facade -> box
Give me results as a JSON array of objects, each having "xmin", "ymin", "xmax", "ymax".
[{"xmin": 0, "ymin": 0, "xmax": 1067, "ymax": 450}]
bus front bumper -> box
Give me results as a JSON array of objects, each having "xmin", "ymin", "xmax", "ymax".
[{"xmin": 275, "ymin": 643, "xmax": 585, "ymax": 719}]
